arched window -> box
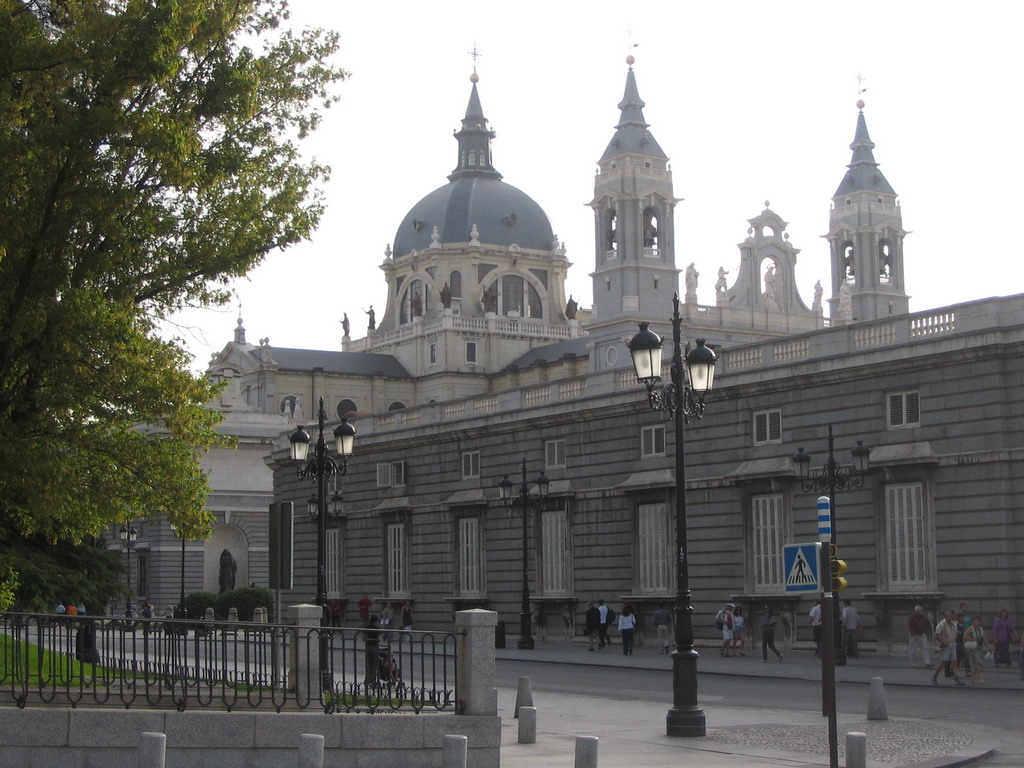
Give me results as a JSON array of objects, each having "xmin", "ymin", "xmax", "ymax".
[
  {"xmin": 606, "ymin": 209, "xmax": 617, "ymax": 256},
  {"xmin": 643, "ymin": 207, "xmax": 659, "ymax": 251},
  {"xmin": 387, "ymin": 401, "xmax": 406, "ymax": 412},
  {"xmin": 879, "ymin": 241, "xmax": 893, "ymax": 282},
  {"xmin": 490, "ymin": 274, "xmax": 544, "ymax": 319},
  {"xmin": 842, "ymin": 242, "xmax": 855, "ymax": 283},
  {"xmin": 450, "ymin": 271, "xmax": 462, "ymax": 297},
  {"xmin": 336, "ymin": 400, "xmax": 357, "ymax": 419},
  {"xmin": 399, "ymin": 278, "xmax": 429, "ymax": 324}
]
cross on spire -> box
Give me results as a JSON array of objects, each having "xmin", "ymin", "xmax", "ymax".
[{"xmin": 468, "ymin": 42, "xmax": 482, "ymax": 73}]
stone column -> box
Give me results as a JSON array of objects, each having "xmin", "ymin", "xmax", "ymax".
[
  {"xmin": 455, "ymin": 609, "xmax": 497, "ymax": 716},
  {"xmin": 289, "ymin": 604, "xmax": 322, "ymax": 702}
]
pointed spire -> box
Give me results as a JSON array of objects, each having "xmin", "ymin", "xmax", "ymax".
[
  {"xmin": 599, "ymin": 55, "xmax": 666, "ymax": 163},
  {"xmin": 834, "ymin": 100, "xmax": 895, "ymax": 197},
  {"xmin": 449, "ymin": 71, "xmax": 502, "ymax": 181}
]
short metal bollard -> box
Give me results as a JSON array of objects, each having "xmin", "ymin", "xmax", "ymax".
[
  {"xmin": 138, "ymin": 732, "xmax": 166, "ymax": 768},
  {"xmin": 297, "ymin": 733, "xmax": 324, "ymax": 768},
  {"xmin": 846, "ymin": 731, "xmax": 867, "ymax": 768},
  {"xmin": 442, "ymin": 734, "xmax": 468, "ymax": 768},
  {"xmin": 518, "ymin": 706, "xmax": 537, "ymax": 744},
  {"xmin": 575, "ymin": 735, "xmax": 599, "ymax": 768}
]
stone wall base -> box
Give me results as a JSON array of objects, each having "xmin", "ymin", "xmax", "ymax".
[{"xmin": 0, "ymin": 708, "xmax": 500, "ymax": 768}]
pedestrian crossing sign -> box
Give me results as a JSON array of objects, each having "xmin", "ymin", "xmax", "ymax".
[{"xmin": 783, "ymin": 543, "xmax": 822, "ymax": 593}]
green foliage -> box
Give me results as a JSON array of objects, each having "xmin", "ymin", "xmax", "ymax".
[
  {"xmin": 1, "ymin": 537, "xmax": 122, "ymax": 614},
  {"xmin": 0, "ymin": 2, "xmax": 344, "ymax": 559},
  {"xmin": 185, "ymin": 586, "xmax": 273, "ymax": 621}
]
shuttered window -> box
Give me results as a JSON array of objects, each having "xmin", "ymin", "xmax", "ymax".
[
  {"xmin": 638, "ymin": 503, "xmax": 669, "ymax": 594},
  {"xmin": 387, "ymin": 523, "xmax": 407, "ymax": 596},
  {"xmin": 753, "ymin": 409, "xmax": 782, "ymax": 444},
  {"xmin": 885, "ymin": 484, "xmax": 926, "ymax": 588},
  {"xmin": 458, "ymin": 517, "xmax": 481, "ymax": 595},
  {"xmin": 887, "ymin": 391, "xmax": 921, "ymax": 428},
  {"xmin": 545, "ymin": 439, "xmax": 566, "ymax": 469},
  {"xmin": 325, "ymin": 527, "xmax": 342, "ymax": 597},
  {"xmin": 641, "ymin": 425, "xmax": 666, "ymax": 458},
  {"xmin": 752, "ymin": 495, "xmax": 784, "ymax": 591},
  {"xmin": 541, "ymin": 509, "xmax": 569, "ymax": 595}
]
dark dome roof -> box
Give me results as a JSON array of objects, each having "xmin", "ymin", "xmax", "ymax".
[{"xmin": 394, "ymin": 176, "xmax": 554, "ymax": 256}]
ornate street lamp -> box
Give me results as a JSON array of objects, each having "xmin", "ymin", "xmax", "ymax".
[
  {"xmin": 119, "ymin": 525, "xmax": 139, "ymax": 617},
  {"xmin": 627, "ymin": 293, "xmax": 717, "ymax": 738},
  {"xmin": 498, "ymin": 458, "xmax": 550, "ymax": 650},
  {"xmin": 288, "ymin": 396, "xmax": 355, "ymax": 691}
]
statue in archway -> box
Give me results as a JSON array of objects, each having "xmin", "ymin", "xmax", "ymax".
[{"xmin": 219, "ymin": 549, "xmax": 237, "ymax": 593}]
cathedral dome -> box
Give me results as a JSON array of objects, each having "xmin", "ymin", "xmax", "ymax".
[{"xmin": 393, "ymin": 175, "xmax": 554, "ymax": 257}]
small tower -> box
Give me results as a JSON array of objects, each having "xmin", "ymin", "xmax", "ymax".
[
  {"xmin": 826, "ymin": 100, "xmax": 910, "ymax": 322},
  {"xmin": 588, "ymin": 55, "xmax": 678, "ymax": 345}
]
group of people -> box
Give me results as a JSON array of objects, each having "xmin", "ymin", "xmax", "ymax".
[
  {"xmin": 909, "ymin": 603, "xmax": 1022, "ymax": 684},
  {"xmin": 55, "ymin": 602, "xmax": 86, "ymax": 616},
  {"xmin": 583, "ymin": 600, "xmax": 649, "ymax": 656}
]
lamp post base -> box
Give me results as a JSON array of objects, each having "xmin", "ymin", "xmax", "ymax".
[
  {"xmin": 517, "ymin": 636, "xmax": 535, "ymax": 650},
  {"xmin": 666, "ymin": 707, "xmax": 706, "ymax": 737}
]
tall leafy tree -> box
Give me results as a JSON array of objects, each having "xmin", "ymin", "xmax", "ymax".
[{"xmin": 0, "ymin": 0, "xmax": 344, "ymax": 606}]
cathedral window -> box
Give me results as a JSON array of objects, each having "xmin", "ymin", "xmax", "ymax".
[
  {"xmin": 842, "ymin": 243, "xmax": 856, "ymax": 283},
  {"xmin": 879, "ymin": 241, "xmax": 893, "ymax": 283},
  {"xmin": 606, "ymin": 209, "xmax": 617, "ymax": 258},
  {"xmin": 337, "ymin": 400, "xmax": 357, "ymax": 419},
  {"xmin": 400, "ymin": 279, "xmax": 428, "ymax": 324},
  {"xmin": 449, "ymin": 271, "xmax": 462, "ymax": 297},
  {"xmin": 642, "ymin": 207, "xmax": 659, "ymax": 255}
]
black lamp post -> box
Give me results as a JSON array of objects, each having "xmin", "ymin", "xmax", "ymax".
[
  {"xmin": 627, "ymin": 293, "xmax": 717, "ymax": 738},
  {"xmin": 498, "ymin": 457, "xmax": 550, "ymax": 650},
  {"xmin": 792, "ymin": 426, "xmax": 870, "ymax": 768},
  {"xmin": 119, "ymin": 525, "xmax": 138, "ymax": 617},
  {"xmin": 169, "ymin": 523, "xmax": 187, "ymax": 619},
  {"xmin": 288, "ymin": 396, "xmax": 355, "ymax": 690}
]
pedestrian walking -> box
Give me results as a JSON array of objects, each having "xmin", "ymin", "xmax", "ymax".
[
  {"xmin": 808, "ymin": 598, "xmax": 823, "ymax": 658},
  {"xmin": 596, "ymin": 599, "xmax": 611, "ymax": 648},
  {"xmin": 962, "ymin": 615, "xmax": 991, "ymax": 683},
  {"xmin": 653, "ymin": 603, "xmax": 672, "ymax": 654},
  {"xmin": 718, "ymin": 603, "xmax": 735, "ymax": 657},
  {"xmin": 760, "ymin": 604, "xmax": 782, "ymax": 662},
  {"xmin": 841, "ymin": 600, "xmax": 860, "ymax": 658},
  {"xmin": 931, "ymin": 610, "xmax": 965, "ymax": 686},
  {"xmin": 908, "ymin": 605, "xmax": 931, "ymax": 667},
  {"xmin": 992, "ymin": 608, "xmax": 1016, "ymax": 667},
  {"xmin": 401, "ymin": 600, "xmax": 413, "ymax": 630},
  {"xmin": 617, "ymin": 604, "xmax": 637, "ymax": 656},
  {"xmin": 731, "ymin": 606, "xmax": 747, "ymax": 656}
]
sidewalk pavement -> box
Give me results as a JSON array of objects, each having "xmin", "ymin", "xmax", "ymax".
[{"xmin": 495, "ymin": 638, "xmax": 1021, "ymax": 768}]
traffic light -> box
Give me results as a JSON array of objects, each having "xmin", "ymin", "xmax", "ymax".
[{"xmin": 830, "ymin": 547, "xmax": 848, "ymax": 591}]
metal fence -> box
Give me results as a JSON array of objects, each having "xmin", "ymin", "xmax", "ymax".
[{"xmin": 0, "ymin": 613, "xmax": 458, "ymax": 714}]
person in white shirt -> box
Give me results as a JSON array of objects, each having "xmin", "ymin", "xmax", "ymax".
[
  {"xmin": 808, "ymin": 598, "xmax": 823, "ymax": 658},
  {"xmin": 841, "ymin": 600, "xmax": 860, "ymax": 658},
  {"xmin": 931, "ymin": 610, "xmax": 966, "ymax": 686}
]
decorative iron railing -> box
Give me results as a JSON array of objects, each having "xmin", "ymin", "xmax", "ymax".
[{"xmin": 0, "ymin": 613, "xmax": 458, "ymax": 714}]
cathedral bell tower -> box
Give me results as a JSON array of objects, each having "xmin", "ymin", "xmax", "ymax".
[
  {"xmin": 588, "ymin": 56, "xmax": 678, "ymax": 350},
  {"xmin": 827, "ymin": 100, "xmax": 910, "ymax": 323}
]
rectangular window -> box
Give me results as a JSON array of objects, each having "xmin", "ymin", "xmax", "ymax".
[
  {"xmin": 462, "ymin": 451, "xmax": 480, "ymax": 479},
  {"xmin": 545, "ymin": 439, "xmax": 566, "ymax": 469},
  {"xmin": 135, "ymin": 553, "xmax": 148, "ymax": 598},
  {"xmin": 429, "ymin": 343, "xmax": 437, "ymax": 365},
  {"xmin": 752, "ymin": 495, "xmax": 785, "ymax": 591},
  {"xmin": 641, "ymin": 425, "xmax": 666, "ymax": 458},
  {"xmin": 885, "ymin": 484, "xmax": 927, "ymax": 588},
  {"xmin": 387, "ymin": 523, "xmax": 407, "ymax": 596},
  {"xmin": 753, "ymin": 409, "xmax": 782, "ymax": 445},
  {"xmin": 466, "ymin": 342, "xmax": 477, "ymax": 364},
  {"xmin": 541, "ymin": 509, "xmax": 569, "ymax": 595},
  {"xmin": 458, "ymin": 517, "xmax": 481, "ymax": 595},
  {"xmin": 377, "ymin": 461, "xmax": 406, "ymax": 488},
  {"xmin": 325, "ymin": 527, "xmax": 342, "ymax": 597},
  {"xmin": 887, "ymin": 390, "xmax": 920, "ymax": 428},
  {"xmin": 637, "ymin": 503, "xmax": 669, "ymax": 594}
]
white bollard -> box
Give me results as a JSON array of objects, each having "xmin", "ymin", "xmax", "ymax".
[
  {"xmin": 867, "ymin": 676, "xmax": 888, "ymax": 720},
  {"xmin": 514, "ymin": 676, "xmax": 533, "ymax": 718},
  {"xmin": 846, "ymin": 731, "xmax": 867, "ymax": 768},
  {"xmin": 442, "ymin": 734, "xmax": 468, "ymax": 768},
  {"xmin": 575, "ymin": 735, "xmax": 599, "ymax": 768},
  {"xmin": 138, "ymin": 732, "xmax": 166, "ymax": 768},
  {"xmin": 297, "ymin": 733, "xmax": 324, "ymax": 768},
  {"xmin": 518, "ymin": 706, "xmax": 537, "ymax": 744}
]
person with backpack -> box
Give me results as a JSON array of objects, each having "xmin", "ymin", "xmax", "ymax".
[{"xmin": 596, "ymin": 599, "xmax": 613, "ymax": 648}]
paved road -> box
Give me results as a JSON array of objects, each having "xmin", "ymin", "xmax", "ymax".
[{"xmin": 494, "ymin": 639, "xmax": 1023, "ymax": 768}]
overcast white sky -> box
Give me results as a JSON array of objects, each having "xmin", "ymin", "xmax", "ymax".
[{"xmin": 168, "ymin": 1, "xmax": 1024, "ymax": 370}]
